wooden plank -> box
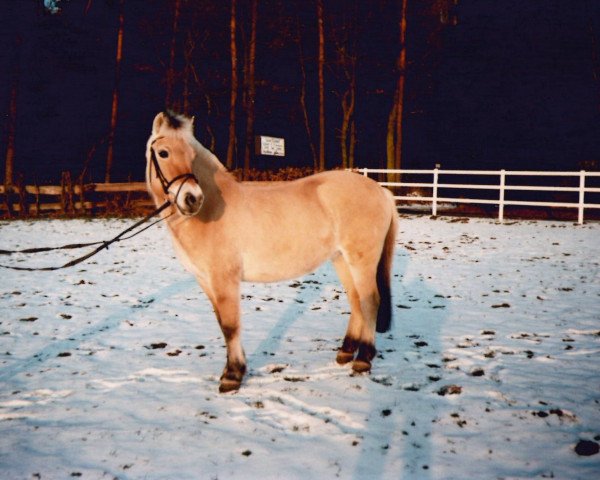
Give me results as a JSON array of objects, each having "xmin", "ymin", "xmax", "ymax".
[
  {"xmin": 0, "ymin": 182, "xmax": 148, "ymax": 195},
  {"xmin": 2, "ymin": 199, "xmax": 154, "ymax": 213},
  {"xmin": 92, "ymin": 182, "xmax": 147, "ymax": 193}
]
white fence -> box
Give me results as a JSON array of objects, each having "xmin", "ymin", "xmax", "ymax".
[{"xmin": 358, "ymin": 168, "xmax": 600, "ymax": 224}]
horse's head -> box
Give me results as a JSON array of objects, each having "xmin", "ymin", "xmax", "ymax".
[{"xmin": 146, "ymin": 111, "xmax": 204, "ymax": 216}]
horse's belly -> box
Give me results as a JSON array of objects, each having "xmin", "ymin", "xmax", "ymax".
[{"xmin": 241, "ymin": 241, "xmax": 334, "ymax": 283}]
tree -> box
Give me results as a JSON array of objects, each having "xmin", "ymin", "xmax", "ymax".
[
  {"xmin": 165, "ymin": 0, "xmax": 182, "ymax": 111},
  {"xmin": 317, "ymin": 0, "xmax": 325, "ymax": 170},
  {"xmin": 295, "ymin": 16, "xmax": 318, "ymax": 170},
  {"xmin": 243, "ymin": 0, "xmax": 258, "ymax": 178},
  {"xmin": 226, "ymin": 0, "xmax": 238, "ymax": 170},
  {"xmin": 105, "ymin": 0, "xmax": 125, "ymax": 183},
  {"xmin": 4, "ymin": 34, "xmax": 22, "ymax": 188},
  {"xmin": 339, "ymin": 71, "xmax": 356, "ymax": 170},
  {"xmin": 182, "ymin": 29, "xmax": 194, "ymax": 115},
  {"xmin": 331, "ymin": 1, "xmax": 358, "ymax": 169},
  {"xmin": 173, "ymin": 1, "xmax": 220, "ymax": 138},
  {"xmin": 387, "ymin": 0, "xmax": 408, "ymax": 178}
]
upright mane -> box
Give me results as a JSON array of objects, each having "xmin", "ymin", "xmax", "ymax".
[
  {"xmin": 163, "ymin": 110, "xmax": 184, "ymax": 130},
  {"xmin": 147, "ymin": 111, "xmax": 227, "ymax": 173},
  {"xmin": 149, "ymin": 110, "xmax": 194, "ymax": 143}
]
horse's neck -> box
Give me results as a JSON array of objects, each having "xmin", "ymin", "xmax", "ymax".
[
  {"xmin": 194, "ymin": 142, "xmax": 222, "ymax": 169},
  {"xmin": 194, "ymin": 142, "xmax": 235, "ymax": 179},
  {"xmin": 192, "ymin": 144, "xmax": 239, "ymax": 222}
]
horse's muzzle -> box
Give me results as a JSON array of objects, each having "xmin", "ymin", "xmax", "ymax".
[{"xmin": 174, "ymin": 181, "xmax": 204, "ymax": 216}]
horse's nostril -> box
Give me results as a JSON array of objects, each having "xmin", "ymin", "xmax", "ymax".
[{"xmin": 185, "ymin": 193, "xmax": 197, "ymax": 208}]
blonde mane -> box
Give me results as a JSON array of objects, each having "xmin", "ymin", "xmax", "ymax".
[{"xmin": 147, "ymin": 111, "xmax": 225, "ymax": 175}]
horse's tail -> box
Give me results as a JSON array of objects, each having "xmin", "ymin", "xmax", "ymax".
[{"xmin": 376, "ymin": 194, "xmax": 397, "ymax": 333}]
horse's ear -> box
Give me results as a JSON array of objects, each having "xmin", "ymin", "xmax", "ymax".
[{"xmin": 152, "ymin": 112, "xmax": 166, "ymax": 135}]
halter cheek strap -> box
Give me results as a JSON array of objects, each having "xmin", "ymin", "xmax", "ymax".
[{"xmin": 149, "ymin": 140, "xmax": 198, "ymax": 197}]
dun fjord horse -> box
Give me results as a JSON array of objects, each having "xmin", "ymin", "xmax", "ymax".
[{"xmin": 146, "ymin": 112, "xmax": 397, "ymax": 392}]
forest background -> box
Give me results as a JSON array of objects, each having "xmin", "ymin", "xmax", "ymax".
[{"xmin": 1, "ymin": 0, "xmax": 599, "ymax": 186}]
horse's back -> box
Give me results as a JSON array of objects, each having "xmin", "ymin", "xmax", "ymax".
[
  {"xmin": 244, "ymin": 169, "xmax": 392, "ymax": 229},
  {"xmin": 277, "ymin": 169, "xmax": 396, "ymax": 262},
  {"xmin": 309, "ymin": 170, "xmax": 395, "ymax": 232},
  {"xmin": 235, "ymin": 170, "xmax": 393, "ymax": 282}
]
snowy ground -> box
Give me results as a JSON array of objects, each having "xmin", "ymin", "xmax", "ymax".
[{"xmin": 0, "ymin": 215, "xmax": 599, "ymax": 480}]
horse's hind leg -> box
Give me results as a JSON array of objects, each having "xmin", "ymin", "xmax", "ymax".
[
  {"xmin": 333, "ymin": 255, "xmax": 363, "ymax": 364},
  {"xmin": 345, "ymin": 263, "xmax": 380, "ymax": 373},
  {"xmin": 198, "ymin": 275, "xmax": 246, "ymax": 393}
]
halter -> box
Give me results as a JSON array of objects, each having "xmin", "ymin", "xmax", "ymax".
[{"xmin": 149, "ymin": 138, "xmax": 199, "ymax": 199}]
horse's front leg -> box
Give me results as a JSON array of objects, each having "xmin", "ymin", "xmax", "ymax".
[{"xmin": 199, "ymin": 274, "xmax": 246, "ymax": 393}]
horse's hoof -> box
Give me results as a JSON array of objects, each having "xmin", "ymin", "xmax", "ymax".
[
  {"xmin": 336, "ymin": 350, "xmax": 355, "ymax": 365},
  {"xmin": 219, "ymin": 378, "xmax": 241, "ymax": 393},
  {"xmin": 352, "ymin": 359, "xmax": 372, "ymax": 373}
]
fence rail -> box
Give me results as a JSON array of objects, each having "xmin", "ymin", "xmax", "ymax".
[
  {"xmin": 0, "ymin": 180, "xmax": 151, "ymax": 216},
  {"xmin": 358, "ymin": 168, "xmax": 600, "ymax": 224},
  {"xmin": 3, "ymin": 170, "xmax": 600, "ymax": 222}
]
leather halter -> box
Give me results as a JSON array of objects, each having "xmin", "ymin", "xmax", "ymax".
[{"xmin": 149, "ymin": 138, "xmax": 198, "ymax": 197}]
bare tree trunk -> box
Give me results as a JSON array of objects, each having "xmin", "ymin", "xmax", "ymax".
[
  {"xmin": 183, "ymin": 32, "xmax": 192, "ymax": 115},
  {"xmin": 243, "ymin": 0, "xmax": 258, "ymax": 179},
  {"xmin": 296, "ymin": 18, "xmax": 318, "ymax": 171},
  {"xmin": 4, "ymin": 34, "xmax": 22, "ymax": 188},
  {"xmin": 182, "ymin": 30, "xmax": 196, "ymax": 116},
  {"xmin": 317, "ymin": 0, "xmax": 325, "ymax": 171},
  {"xmin": 586, "ymin": 0, "xmax": 600, "ymax": 111},
  {"xmin": 349, "ymin": 119, "xmax": 356, "ymax": 169},
  {"xmin": 332, "ymin": 0, "xmax": 357, "ymax": 170},
  {"xmin": 165, "ymin": 0, "xmax": 182, "ymax": 111},
  {"xmin": 105, "ymin": 0, "xmax": 125, "ymax": 183},
  {"xmin": 205, "ymin": 94, "xmax": 216, "ymax": 152},
  {"xmin": 340, "ymin": 92, "xmax": 349, "ymax": 169},
  {"xmin": 387, "ymin": 0, "xmax": 408, "ymax": 182},
  {"xmin": 387, "ymin": 89, "xmax": 398, "ymax": 171},
  {"xmin": 226, "ymin": 0, "xmax": 238, "ymax": 170},
  {"xmin": 339, "ymin": 45, "xmax": 356, "ymax": 169},
  {"xmin": 340, "ymin": 84, "xmax": 356, "ymax": 169},
  {"xmin": 394, "ymin": 0, "xmax": 408, "ymax": 171}
]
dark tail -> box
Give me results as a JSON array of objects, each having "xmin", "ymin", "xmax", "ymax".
[{"xmin": 376, "ymin": 206, "xmax": 397, "ymax": 333}]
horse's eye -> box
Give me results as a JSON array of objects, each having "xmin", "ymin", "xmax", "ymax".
[{"xmin": 158, "ymin": 150, "xmax": 169, "ymax": 159}]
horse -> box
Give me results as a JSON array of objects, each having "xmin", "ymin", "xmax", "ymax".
[{"xmin": 145, "ymin": 111, "xmax": 398, "ymax": 393}]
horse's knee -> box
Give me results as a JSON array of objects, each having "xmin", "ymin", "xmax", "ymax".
[
  {"xmin": 219, "ymin": 322, "xmax": 239, "ymax": 342},
  {"xmin": 360, "ymin": 291, "xmax": 380, "ymax": 319}
]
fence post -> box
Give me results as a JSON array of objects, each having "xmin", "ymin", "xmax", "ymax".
[
  {"xmin": 578, "ymin": 170, "xmax": 585, "ymax": 224},
  {"xmin": 16, "ymin": 175, "xmax": 27, "ymax": 216},
  {"xmin": 362, "ymin": 168, "xmax": 368, "ymax": 177},
  {"xmin": 498, "ymin": 169, "xmax": 506, "ymax": 222},
  {"xmin": 432, "ymin": 168, "xmax": 439, "ymax": 217},
  {"xmin": 34, "ymin": 184, "xmax": 40, "ymax": 216}
]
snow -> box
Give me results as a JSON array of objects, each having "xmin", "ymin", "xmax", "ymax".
[{"xmin": 0, "ymin": 215, "xmax": 599, "ymax": 479}]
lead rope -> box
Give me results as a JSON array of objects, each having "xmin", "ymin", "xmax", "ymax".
[{"xmin": 0, "ymin": 200, "xmax": 172, "ymax": 271}]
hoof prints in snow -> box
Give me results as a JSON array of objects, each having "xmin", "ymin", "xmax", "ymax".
[{"xmin": 0, "ymin": 216, "xmax": 599, "ymax": 479}]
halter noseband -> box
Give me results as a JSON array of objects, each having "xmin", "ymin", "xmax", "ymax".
[{"xmin": 149, "ymin": 138, "xmax": 198, "ymax": 198}]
